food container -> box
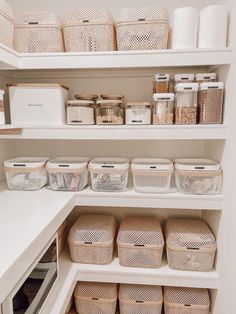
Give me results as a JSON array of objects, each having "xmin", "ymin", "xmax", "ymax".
[
  {"xmin": 46, "ymin": 157, "xmax": 89, "ymax": 191},
  {"xmin": 175, "ymin": 83, "xmax": 198, "ymax": 125},
  {"xmin": 153, "ymin": 93, "xmax": 174, "ymax": 125},
  {"xmin": 116, "ymin": 7, "xmax": 169, "ymax": 51},
  {"xmin": 153, "ymin": 74, "xmax": 170, "ymax": 93},
  {"xmin": 74, "ymin": 282, "xmax": 118, "ymax": 314},
  {"xmin": 196, "ymin": 73, "xmax": 217, "ymax": 84},
  {"xmin": 96, "ymin": 100, "xmax": 124, "ymax": 125},
  {"xmin": 174, "ymin": 158, "xmax": 222, "ymax": 195},
  {"xmin": 117, "ymin": 217, "xmax": 164, "ymax": 268},
  {"xmin": 4, "ymin": 157, "xmax": 48, "ymax": 191},
  {"xmin": 0, "ymin": 90, "xmax": 5, "ymax": 124},
  {"xmin": 166, "ymin": 218, "xmax": 217, "ymax": 271},
  {"xmin": 63, "ymin": 9, "xmax": 115, "ymax": 52},
  {"xmin": 125, "ymin": 102, "xmax": 151, "ymax": 125},
  {"xmin": 14, "ymin": 11, "xmax": 64, "ymax": 53},
  {"xmin": 174, "ymin": 74, "xmax": 195, "ymax": 84},
  {"xmin": 89, "ymin": 158, "xmax": 129, "ymax": 192},
  {"xmin": 131, "ymin": 158, "xmax": 173, "ymax": 193},
  {"xmin": 68, "ymin": 214, "xmax": 116, "ymax": 264},
  {"xmin": 199, "ymin": 82, "xmax": 224, "ymax": 124},
  {"xmin": 67, "ymin": 100, "xmax": 95, "ymax": 125},
  {"xmin": 119, "ymin": 284, "xmax": 163, "ymax": 314},
  {"xmin": 0, "ymin": 0, "xmax": 14, "ymax": 48},
  {"xmin": 8, "ymin": 84, "xmax": 69, "ymax": 125},
  {"xmin": 164, "ymin": 287, "xmax": 210, "ymax": 314}
]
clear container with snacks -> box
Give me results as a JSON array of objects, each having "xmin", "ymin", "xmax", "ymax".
[
  {"xmin": 46, "ymin": 157, "xmax": 89, "ymax": 191},
  {"xmin": 175, "ymin": 83, "xmax": 198, "ymax": 125},
  {"xmin": 196, "ymin": 73, "xmax": 217, "ymax": 84},
  {"xmin": 153, "ymin": 74, "xmax": 170, "ymax": 93},
  {"xmin": 96, "ymin": 100, "xmax": 124, "ymax": 125},
  {"xmin": 153, "ymin": 93, "xmax": 174, "ymax": 125},
  {"xmin": 67, "ymin": 100, "xmax": 95, "ymax": 125},
  {"xmin": 174, "ymin": 158, "xmax": 222, "ymax": 195},
  {"xmin": 89, "ymin": 158, "xmax": 129, "ymax": 192},
  {"xmin": 125, "ymin": 102, "xmax": 151, "ymax": 125},
  {"xmin": 4, "ymin": 157, "xmax": 48, "ymax": 191},
  {"xmin": 199, "ymin": 82, "xmax": 224, "ymax": 124}
]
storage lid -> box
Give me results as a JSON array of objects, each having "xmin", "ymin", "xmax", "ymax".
[
  {"xmin": 200, "ymin": 82, "xmax": 224, "ymax": 91},
  {"xmin": 131, "ymin": 158, "xmax": 173, "ymax": 171},
  {"xmin": 166, "ymin": 219, "xmax": 216, "ymax": 250},
  {"xmin": 119, "ymin": 284, "xmax": 163, "ymax": 303},
  {"xmin": 117, "ymin": 217, "xmax": 164, "ymax": 247},
  {"xmin": 4, "ymin": 157, "xmax": 49, "ymax": 169},
  {"xmin": 196, "ymin": 73, "xmax": 217, "ymax": 82},
  {"xmin": 8, "ymin": 84, "xmax": 69, "ymax": 91},
  {"xmin": 63, "ymin": 9, "xmax": 113, "ymax": 25},
  {"xmin": 174, "ymin": 74, "xmax": 194, "ymax": 82},
  {"xmin": 154, "ymin": 74, "xmax": 170, "ymax": 82},
  {"xmin": 96, "ymin": 100, "xmax": 123, "ymax": 106},
  {"xmin": 15, "ymin": 11, "xmax": 62, "ymax": 27},
  {"xmin": 117, "ymin": 7, "xmax": 169, "ymax": 24},
  {"xmin": 74, "ymin": 282, "xmax": 117, "ymax": 300},
  {"xmin": 101, "ymin": 94, "xmax": 124, "ymax": 100},
  {"xmin": 46, "ymin": 157, "xmax": 89, "ymax": 170},
  {"xmin": 75, "ymin": 94, "xmax": 98, "ymax": 101},
  {"xmin": 126, "ymin": 102, "xmax": 151, "ymax": 108},
  {"xmin": 153, "ymin": 93, "xmax": 174, "ymax": 101},
  {"xmin": 174, "ymin": 158, "xmax": 221, "ymax": 172},
  {"xmin": 67, "ymin": 100, "xmax": 94, "ymax": 106},
  {"xmin": 175, "ymin": 83, "xmax": 199, "ymax": 92},
  {"xmin": 0, "ymin": 0, "xmax": 14, "ymax": 22},
  {"xmin": 89, "ymin": 158, "xmax": 129, "ymax": 170}
]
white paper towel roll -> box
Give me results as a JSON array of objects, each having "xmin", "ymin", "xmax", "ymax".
[
  {"xmin": 198, "ymin": 5, "xmax": 228, "ymax": 48},
  {"xmin": 171, "ymin": 7, "xmax": 198, "ymax": 49}
]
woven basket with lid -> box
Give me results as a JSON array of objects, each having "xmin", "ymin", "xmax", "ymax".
[{"xmin": 0, "ymin": 0, "xmax": 14, "ymax": 48}]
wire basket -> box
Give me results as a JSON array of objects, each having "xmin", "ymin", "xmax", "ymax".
[{"xmin": 0, "ymin": 0, "xmax": 14, "ymax": 48}]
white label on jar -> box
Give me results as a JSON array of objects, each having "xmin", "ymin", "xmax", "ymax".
[{"xmin": 126, "ymin": 108, "xmax": 151, "ymax": 125}]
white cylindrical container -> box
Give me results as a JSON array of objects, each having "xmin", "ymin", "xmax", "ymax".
[
  {"xmin": 198, "ymin": 5, "xmax": 228, "ymax": 49},
  {"xmin": 172, "ymin": 7, "xmax": 198, "ymax": 49},
  {"xmin": 125, "ymin": 102, "xmax": 151, "ymax": 125},
  {"xmin": 0, "ymin": 90, "xmax": 5, "ymax": 124}
]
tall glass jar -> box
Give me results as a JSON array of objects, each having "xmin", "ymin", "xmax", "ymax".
[
  {"xmin": 153, "ymin": 93, "xmax": 175, "ymax": 125},
  {"xmin": 96, "ymin": 100, "xmax": 124, "ymax": 125}
]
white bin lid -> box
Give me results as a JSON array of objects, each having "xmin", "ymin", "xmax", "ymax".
[
  {"xmin": 174, "ymin": 159, "xmax": 221, "ymax": 172},
  {"xmin": 132, "ymin": 158, "xmax": 173, "ymax": 171},
  {"xmin": 174, "ymin": 74, "xmax": 194, "ymax": 81},
  {"xmin": 4, "ymin": 157, "xmax": 49, "ymax": 169},
  {"xmin": 47, "ymin": 157, "xmax": 89, "ymax": 169},
  {"xmin": 155, "ymin": 74, "xmax": 170, "ymax": 82},
  {"xmin": 8, "ymin": 84, "xmax": 69, "ymax": 91},
  {"xmin": 89, "ymin": 158, "xmax": 130, "ymax": 170},
  {"xmin": 200, "ymin": 82, "xmax": 224, "ymax": 91},
  {"xmin": 175, "ymin": 83, "xmax": 198, "ymax": 92},
  {"xmin": 153, "ymin": 93, "xmax": 174, "ymax": 101},
  {"xmin": 196, "ymin": 73, "xmax": 216, "ymax": 81}
]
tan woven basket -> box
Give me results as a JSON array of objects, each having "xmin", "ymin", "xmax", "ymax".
[
  {"xmin": 14, "ymin": 11, "xmax": 64, "ymax": 53},
  {"xmin": 0, "ymin": 0, "xmax": 14, "ymax": 48},
  {"xmin": 166, "ymin": 219, "xmax": 216, "ymax": 272},
  {"xmin": 74, "ymin": 282, "xmax": 118, "ymax": 314},
  {"xmin": 119, "ymin": 284, "xmax": 163, "ymax": 314},
  {"xmin": 63, "ymin": 9, "xmax": 116, "ymax": 52},
  {"xmin": 116, "ymin": 7, "xmax": 169, "ymax": 51},
  {"xmin": 68, "ymin": 214, "xmax": 116, "ymax": 264},
  {"xmin": 117, "ymin": 217, "xmax": 164, "ymax": 268},
  {"xmin": 164, "ymin": 287, "xmax": 210, "ymax": 314}
]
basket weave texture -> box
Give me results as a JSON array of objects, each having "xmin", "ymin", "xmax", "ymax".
[{"xmin": 0, "ymin": 0, "xmax": 14, "ymax": 48}]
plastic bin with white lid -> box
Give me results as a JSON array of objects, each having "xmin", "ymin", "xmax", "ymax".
[
  {"xmin": 4, "ymin": 157, "xmax": 48, "ymax": 191},
  {"xmin": 46, "ymin": 157, "xmax": 89, "ymax": 191},
  {"xmin": 89, "ymin": 158, "xmax": 129, "ymax": 192},
  {"xmin": 174, "ymin": 158, "xmax": 222, "ymax": 195},
  {"xmin": 153, "ymin": 93, "xmax": 175, "ymax": 125},
  {"xmin": 174, "ymin": 74, "xmax": 195, "ymax": 84},
  {"xmin": 131, "ymin": 158, "xmax": 173, "ymax": 193},
  {"xmin": 196, "ymin": 73, "xmax": 217, "ymax": 83}
]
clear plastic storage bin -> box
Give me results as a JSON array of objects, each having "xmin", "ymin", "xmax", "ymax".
[
  {"xmin": 74, "ymin": 282, "xmax": 118, "ymax": 314},
  {"xmin": 68, "ymin": 214, "xmax": 116, "ymax": 264},
  {"xmin": 196, "ymin": 73, "xmax": 217, "ymax": 84},
  {"xmin": 153, "ymin": 74, "xmax": 170, "ymax": 93},
  {"xmin": 4, "ymin": 157, "xmax": 48, "ymax": 191},
  {"xmin": 46, "ymin": 157, "xmax": 89, "ymax": 191},
  {"xmin": 153, "ymin": 93, "xmax": 175, "ymax": 125},
  {"xmin": 0, "ymin": 0, "xmax": 14, "ymax": 48},
  {"xmin": 96, "ymin": 100, "xmax": 124, "ymax": 125},
  {"xmin": 131, "ymin": 158, "xmax": 173, "ymax": 193},
  {"xmin": 117, "ymin": 217, "xmax": 164, "ymax": 268},
  {"xmin": 174, "ymin": 158, "xmax": 222, "ymax": 195},
  {"xmin": 125, "ymin": 102, "xmax": 151, "ymax": 125},
  {"xmin": 174, "ymin": 74, "xmax": 195, "ymax": 84},
  {"xmin": 166, "ymin": 218, "xmax": 216, "ymax": 271},
  {"xmin": 67, "ymin": 100, "xmax": 95, "ymax": 125},
  {"xmin": 119, "ymin": 284, "xmax": 163, "ymax": 314},
  {"xmin": 89, "ymin": 158, "xmax": 129, "ymax": 192}
]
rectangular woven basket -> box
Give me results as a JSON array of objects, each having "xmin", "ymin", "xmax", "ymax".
[{"xmin": 0, "ymin": 0, "xmax": 14, "ymax": 48}]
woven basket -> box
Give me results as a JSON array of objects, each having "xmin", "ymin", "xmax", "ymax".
[
  {"xmin": 63, "ymin": 9, "xmax": 116, "ymax": 52},
  {"xmin": 116, "ymin": 7, "xmax": 169, "ymax": 51},
  {"xmin": 119, "ymin": 284, "xmax": 163, "ymax": 314},
  {"xmin": 164, "ymin": 287, "xmax": 210, "ymax": 314},
  {"xmin": 0, "ymin": 0, "xmax": 14, "ymax": 48},
  {"xmin": 166, "ymin": 219, "xmax": 216, "ymax": 271},
  {"xmin": 74, "ymin": 282, "xmax": 118, "ymax": 314},
  {"xmin": 117, "ymin": 217, "xmax": 164, "ymax": 268},
  {"xmin": 68, "ymin": 214, "xmax": 116, "ymax": 264},
  {"xmin": 14, "ymin": 11, "xmax": 64, "ymax": 53}
]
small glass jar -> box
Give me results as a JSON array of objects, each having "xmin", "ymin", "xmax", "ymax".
[
  {"xmin": 175, "ymin": 83, "xmax": 198, "ymax": 125},
  {"xmin": 96, "ymin": 100, "xmax": 124, "ymax": 125},
  {"xmin": 153, "ymin": 93, "xmax": 174, "ymax": 125},
  {"xmin": 125, "ymin": 102, "xmax": 151, "ymax": 125},
  {"xmin": 196, "ymin": 73, "xmax": 217, "ymax": 84},
  {"xmin": 153, "ymin": 74, "xmax": 170, "ymax": 93},
  {"xmin": 67, "ymin": 100, "xmax": 95, "ymax": 125}
]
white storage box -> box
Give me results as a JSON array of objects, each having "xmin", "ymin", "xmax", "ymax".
[
  {"xmin": 175, "ymin": 158, "xmax": 222, "ymax": 195},
  {"xmin": 164, "ymin": 287, "xmax": 210, "ymax": 314},
  {"xmin": 166, "ymin": 219, "xmax": 217, "ymax": 271},
  {"xmin": 68, "ymin": 214, "xmax": 116, "ymax": 264},
  {"xmin": 131, "ymin": 158, "xmax": 173, "ymax": 193},
  {"xmin": 119, "ymin": 284, "xmax": 163, "ymax": 314},
  {"xmin": 117, "ymin": 217, "xmax": 164, "ymax": 268},
  {"xmin": 14, "ymin": 11, "xmax": 64, "ymax": 53},
  {"xmin": 0, "ymin": 0, "xmax": 14, "ymax": 48},
  {"xmin": 67, "ymin": 100, "xmax": 95, "ymax": 125},
  {"xmin": 125, "ymin": 102, "xmax": 151, "ymax": 125},
  {"xmin": 74, "ymin": 282, "xmax": 118, "ymax": 314},
  {"xmin": 46, "ymin": 157, "xmax": 89, "ymax": 191},
  {"xmin": 89, "ymin": 158, "xmax": 129, "ymax": 192},
  {"xmin": 4, "ymin": 157, "xmax": 48, "ymax": 191},
  {"xmin": 9, "ymin": 84, "xmax": 69, "ymax": 125}
]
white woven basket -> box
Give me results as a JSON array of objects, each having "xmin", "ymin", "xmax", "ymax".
[
  {"xmin": 63, "ymin": 9, "xmax": 116, "ymax": 52},
  {"xmin": 117, "ymin": 217, "xmax": 164, "ymax": 268},
  {"xmin": 0, "ymin": 0, "xmax": 14, "ymax": 48},
  {"xmin": 164, "ymin": 287, "xmax": 210, "ymax": 314},
  {"xmin": 119, "ymin": 284, "xmax": 163, "ymax": 314},
  {"xmin": 166, "ymin": 219, "xmax": 216, "ymax": 271},
  {"xmin": 116, "ymin": 7, "xmax": 169, "ymax": 51},
  {"xmin": 68, "ymin": 214, "xmax": 116, "ymax": 264},
  {"xmin": 14, "ymin": 11, "xmax": 64, "ymax": 53},
  {"xmin": 74, "ymin": 282, "xmax": 118, "ymax": 314}
]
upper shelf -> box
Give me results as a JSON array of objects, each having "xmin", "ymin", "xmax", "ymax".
[{"xmin": 0, "ymin": 44, "xmax": 232, "ymax": 70}]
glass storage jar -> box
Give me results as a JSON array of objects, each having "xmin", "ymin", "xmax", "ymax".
[
  {"xmin": 67, "ymin": 100, "xmax": 95, "ymax": 125},
  {"xmin": 175, "ymin": 83, "xmax": 198, "ymax": 125},
  {"xmin": 96, "ymin": 100, "xmax": 124, "ymax": 125},
  {"xmin": 195, "ymin": 73, "xmax": 217, "ymax": 84},
  {"xmin": 153, "ymin": 93, "xmax": 174, "ymax": 125},
  {"xmin": 153, "ymin": 74, "xmax": 170, "ymax": 93},
  {"xmin": 125, "ymin": 102, "xmax": 151, "ymax": 125}
]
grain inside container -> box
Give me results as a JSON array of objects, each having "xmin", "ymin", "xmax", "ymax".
[
  {"xmin": 153, "ymin": 74, "xmax": 170, "ymax": 93},
  {"xmin": 96, "ymin": 100, "xmax": 124, "ymax": 125},
  {"xmin": 153, "ymin": 93, "xmax": 174, "ymax": 125}
]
